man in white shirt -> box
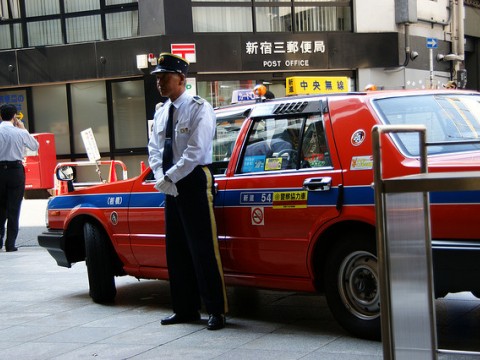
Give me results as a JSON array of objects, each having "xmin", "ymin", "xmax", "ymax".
[
  {"xmin": 0, "ymin": 104, "xmax": 39, "ymax": 252},
  {"xmin": 148, "ymin": 53, "xmax": 228, "ymax": 330}
]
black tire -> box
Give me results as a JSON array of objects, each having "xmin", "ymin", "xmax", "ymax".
[
  {"xmin": 84, "ymin": 222, "xmax": 116, "ymax": 303},
  {"xmin": 324, "ymin": 231, "xmax": 381, "ymax": 340}
]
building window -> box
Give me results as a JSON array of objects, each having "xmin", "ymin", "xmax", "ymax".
[
  {"xmin": 193, "ymin": 7, "xmax": 252, "ymax": 32},
  {"xmin": 0, "ymin": 0, "xmax": 138, "ymax": 49},
  {"xmin": 192, "ymin": 0, "xmax": 351, "ymax": 33},
  {"xmin": 71, "ymin": 82, "xmax": 109, "ymax": 153},
  {"xmin": 0, "ymin": 0, "xmax": 22, "ymax": 19},
  {"xmin": 64, "ymin": 0, "xmax": 100, "ymax": 13},
  {"xmin": 106, "ymin": 0, "xmax": 137, "ymax": 4},
  {"xmin": 27, "ymin": 19, "xmax": 63, "ymax": 46},
  {"xmin": 295, "ymin": 6, "xmax": 351, "ymax": 31},
  {"xmin": 66, "ymin": 15, "xmax": 102, "ymax": 42},
  {"xmin": 31, "ymin": 85, "xmax": 70, "ymax": 155},
  {"xmin": 111, "ymin": 80, "xmax": 147, "ymax": 149},
  {"xmin": 28, "ymin": 80, "xmax": 147, "ymax": 178},
  {"xmin": 0, "ymin": 23, "xmax": 23, "ymax": 49},
  {"xmin": 255, "ymin": 7, "xmax": 292, "ymax": 32},
  {"xmin": 106, "ymin": 10, "xmax": 138, "ymax": 39},
  {"xmin": 24, "ymin": 0, "xmax": 59, "ymax": 17},
  {"xmin": 197, "ymin": 80, "xmax": 256, "ymax": 107}
]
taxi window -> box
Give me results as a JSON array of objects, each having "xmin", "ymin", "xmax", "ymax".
[
  {"xmin": 212, "ymin": 111, "xmax": 248, "ymax": 175},
  {"xmin": 301, "ymin": 116, "xmax": 332, "ymax": 168},
  {"xmin": 239, "ymin": 114, "xmax": 331, "ymax": 173},
  {"xmin": 374, "ymin": 94, "xmax": 480, "ymax": 156},
  {"xmin": 241, "ymin": 117, "xmax": 301, "ymax": 173}
]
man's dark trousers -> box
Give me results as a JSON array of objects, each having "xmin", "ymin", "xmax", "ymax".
[
  {"xmin": 164, "ymin": 165, "xmax": 228, "ymax": 316},
  {"xmin": 0, "ymin": 162, "xmax": 25, "ymax": 250}
]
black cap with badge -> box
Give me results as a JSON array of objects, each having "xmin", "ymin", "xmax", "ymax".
[{"xmin": 151, "ymin": 53, "xmax": 189, "ymax": 76}]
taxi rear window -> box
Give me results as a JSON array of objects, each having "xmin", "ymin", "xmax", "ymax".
[{"xmin": 374, "ymin": 94, "xmax": 480, "ymax": 156}]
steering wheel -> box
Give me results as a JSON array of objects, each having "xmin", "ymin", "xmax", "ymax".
[{"xmin": 277, "ymin": 149, "xmax": 297, "ymax": 167}]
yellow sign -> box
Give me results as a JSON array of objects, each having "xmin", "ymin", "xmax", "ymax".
[
  {"xmin": 273, "ymin": 191, "xmax": 308, "ymax": 209},
  {"xmin": 16, "ymin": 112, "xmax": 24, "ymax": 120},
  {"xmin": 286, "ymin": 76, "xmax": 350, "ymax": 95},
  {"xmin": 265, "ymin": 157, "xmax": 282, "ymax": 171}
]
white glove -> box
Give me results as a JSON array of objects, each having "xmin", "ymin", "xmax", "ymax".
[{"xmin": 154, "ymin": 177, "xmax": 179, "ymax": 197}]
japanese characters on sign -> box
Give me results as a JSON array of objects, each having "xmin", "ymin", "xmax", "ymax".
[
  {"xmin": 245, "ymin": 40, "xmax": 325, "ymax": 55},
  {"xmin": 286, "ymin": 76, "xmax": 350, "ymax": 95},
  {"xmin": 273, "ymin": 191, "xmax": 308, "ymax": 209},
  {"xmin": 246, "ymin": 40, "xmax": 324, "ymax": 69},
  {"xmin": 81, "ymin": 128, "xmax": 101, "ymax": 162},
  {"xmin": 241, "ymin": 35, "xmax": 328, "ymax": 71}
]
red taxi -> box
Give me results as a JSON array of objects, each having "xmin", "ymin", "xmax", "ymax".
[{"xmin": 38, "ymin": 90, "xmax": 480, "ymax": 340}]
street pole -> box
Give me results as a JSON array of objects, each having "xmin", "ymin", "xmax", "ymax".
[{"xmin": 429, "ymin": 48, "xmax": 434, "ymax": 89}]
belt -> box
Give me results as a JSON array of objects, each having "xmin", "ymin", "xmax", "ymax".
[{"xmin": 0, "ymin": 160, "xmax": 23, "ymax": 168}]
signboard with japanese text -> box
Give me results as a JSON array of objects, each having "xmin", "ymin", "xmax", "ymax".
[
  {"xmin": 286, "ymin": 76, "xmax": 350, "ymax": 95},
  {"xmin": 81, "ymin": 128, "xmax": 101, "ymax": 162},
  {"xmin": 241, "ymin": 34, "xmax": 328, "ymax": 71},
  {"xmin": 0, "ymin": 89, "xmax": 29, "ymax": 126}
]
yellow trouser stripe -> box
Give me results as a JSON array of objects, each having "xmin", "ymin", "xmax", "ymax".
[{"xmin": 202, "ymin": 166, "xmax": 229, "ymax": 313}]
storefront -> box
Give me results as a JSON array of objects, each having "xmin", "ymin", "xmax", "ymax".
[{"xmin": 0, "ymin": 31, "xmax": 400, "ymax": 178}]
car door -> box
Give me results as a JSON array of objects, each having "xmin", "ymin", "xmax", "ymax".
[{"xmin": 220, "ymin": 102, "xmax": 343, "ymax": 279}]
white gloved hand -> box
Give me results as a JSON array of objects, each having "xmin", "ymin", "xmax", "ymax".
[
  {"xmin": 163, "ymin": 181, "xmax": 178, "ymax": 197},
  {"xmin": 154, "ymin": 177, "xmax": 179, "ymax": 197}
]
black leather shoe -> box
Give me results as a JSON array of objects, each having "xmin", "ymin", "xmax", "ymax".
[
  {"xmin": 161, "ymin": 312, "xmax": 200, "ymax": 325},
  {"xmin": 6, "ymin": 247, "xmax": 18, "ymax": 252},
  {"xmin": 207, "ymin": 314, "xmax": 225, "ymax": 330}
]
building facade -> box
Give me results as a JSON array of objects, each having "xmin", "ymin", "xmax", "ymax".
[{"xmin": 0, "ymin": 0, "xmax": 478, "ymax": 177}]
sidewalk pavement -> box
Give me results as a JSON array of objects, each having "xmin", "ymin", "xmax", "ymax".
[{"xmin": 0, "ymin": 199, "xmax": 477, "ymax": 359}]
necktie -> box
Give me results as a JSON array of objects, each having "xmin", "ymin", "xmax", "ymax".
[{"xmin": 162, "ymin": 104, "xmax": 175, "ymax": 172}]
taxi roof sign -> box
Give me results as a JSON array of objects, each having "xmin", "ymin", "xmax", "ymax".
[
  {"xmin": 231, "ymin": 89, "xmax": 255, "ymax": 103},
  {"xmin": 286, "ymin": 76, "xmax": 350, "ymax": 96}
]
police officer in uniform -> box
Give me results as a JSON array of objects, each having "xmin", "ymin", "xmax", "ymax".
[
  {"xmin": 0, "ymin": 104, "xmax": 39, "ymax": 252},
  {"xmin": 148, "ymin": 53, "xmax": 228, "ymax": 330}
]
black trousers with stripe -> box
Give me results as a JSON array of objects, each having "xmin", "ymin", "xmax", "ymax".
[{"xmin": 164, "ymin": 165, "xmax": 228, "ymax": 315}]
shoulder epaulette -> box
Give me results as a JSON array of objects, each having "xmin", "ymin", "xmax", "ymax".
[{"xmin": 192, "ymin": 95, "xmax": 205, "ymax": 105}]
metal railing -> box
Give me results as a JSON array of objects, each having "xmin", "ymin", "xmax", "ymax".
[{"xmin": 372, "ymin": 124, "xmax": 480, "ymax": 360}]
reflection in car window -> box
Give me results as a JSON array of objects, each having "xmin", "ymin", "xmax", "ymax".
[
  {"xmin": 241, "ymin": 117, "xmax": 301, "ymax": 173},
  {"xmin": 239, "ymin": 114, "xmax": 331, "ymax": 174},
  {"xmin": 212, "ymin": 112, "xmax": 247, "ymax": 175},
  {"xmin": 374, "ymin": 94, "xmax": 480, "ymax": 156},
  {"xmin": 301, "ymin": 116, "xmax": 332, "ymax": 168}
]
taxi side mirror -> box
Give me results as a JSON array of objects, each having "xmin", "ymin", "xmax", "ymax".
[{"xmin": 56, "ymin": 165, "xmax": 76, "ymax": 181}]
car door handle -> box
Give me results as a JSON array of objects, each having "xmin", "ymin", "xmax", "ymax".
[{"xmin": 303, "ymin": 177, "xmax": 332, "ymax": 191}]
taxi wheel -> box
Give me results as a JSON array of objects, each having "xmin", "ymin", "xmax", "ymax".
[
  {"xmin": 324, "ymin": 232, "xmax": 381, "ymax": 340},
  {"xmin": 84, "ymin": 222, "xmax": 117, "ymax": 304}
]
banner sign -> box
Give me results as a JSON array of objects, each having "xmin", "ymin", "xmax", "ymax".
[{"xmin": 286, "ymin": 76, "xmax": 350, "ymax": 95}]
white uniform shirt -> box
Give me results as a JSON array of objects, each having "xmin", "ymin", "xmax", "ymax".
[
  {"xmin": 148, "ymin": 91, "xmax": 216, "ymax": 183},
  {"xmin": 0, "ymin": 121, "xmax": 39, "ymax": 161}
]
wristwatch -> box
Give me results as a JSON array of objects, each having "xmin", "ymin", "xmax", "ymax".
[{"xmin": 164, "ymin": 175, "xmax": 172, "ymax": 183}]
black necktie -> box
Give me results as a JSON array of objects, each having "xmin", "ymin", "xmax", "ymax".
[{"xmin": 162, "ymin": 104, "xmax": 175, "ymax": 172}]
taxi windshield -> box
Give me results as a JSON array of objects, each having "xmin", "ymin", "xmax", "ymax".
[{"xmin": 374, "ymin": 94, "xmax": 480, "ymax": 156}]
